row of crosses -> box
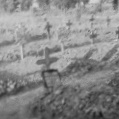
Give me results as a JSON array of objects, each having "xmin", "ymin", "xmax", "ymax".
[
  {"xmin": 44, "ymin": 19, "xmax": 73, "ymax": 41},
  {"xmin": 14, "ymin": 16, "xmax": 118, "ymax": 62},
  {"xmin": 89, "ymin": 15, "xmax": 111, "ymax": 28},
  {"xmin": 13, "ymin": 16, "xmax": 119, "ymax": 92}
]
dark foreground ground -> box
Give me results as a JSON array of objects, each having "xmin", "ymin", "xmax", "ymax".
[{"xmin": 0, "ymin": 58, "xmax": 119, "ymax": 119}]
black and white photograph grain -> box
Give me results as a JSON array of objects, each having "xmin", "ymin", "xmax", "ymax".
[{"xmin": 0, "ymin": 0, "xmax": 119, "ymax": 119}]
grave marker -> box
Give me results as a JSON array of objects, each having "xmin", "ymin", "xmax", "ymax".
[
  {"xmin": 90, "ymin": 29, "xmax": 98, "ymax": 45},
  {"xmin": 106, "ymin": 16, "xmax": 111, "ymax": 27},
  {"xmin": 57, "ymin": 27, "xmax": 66, "ymax": 53},
  {"xmin": 36, "ymin": 47, "xmax": 61, "ymax": 92},
  {"xmin": 91, "ymin": 22, "xmax": 94, "ymax": 29},
  {"xmin": 45, "ymin": 21, "xmax": 52, "ymax": 40},
  {"xmin": 66, "ymin": 20, "xmax": 72, "ymax": 30},
  {"xmin": 90, "ymin": 15, "xmax": 95, "ymax": 29},
  {"xmin": 75, "ymin": 3, "xmax": 81, "ymax": 21},
  {"xmin": 90, "ymin": 15, "xmax": 95, "ymax": 22},
  {"xmin": 36, "ymin": 47, "xmax": 59, "ymax": 69},
  {"xmin": 16, "ymin": 40, "xmax": 25, "ymax": 61},
  {"xmin": 116, "ymin": 26, "xmax": 119, "ymax": 39}
]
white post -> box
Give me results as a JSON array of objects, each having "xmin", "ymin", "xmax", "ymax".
[
  {"xmin": 57, "ymin": 28, "xmax": 64, "ymax": 54},
  {"xmin": 60, "ymin": 41, "xmax": 64, "ymax": 54},
  {"xmin": 14, "ymin": 30, "xmax": 18, "ymax": 43},
  {"xmin": 20, "ymin": 44, "xmax": 23, "ymax": 60}
]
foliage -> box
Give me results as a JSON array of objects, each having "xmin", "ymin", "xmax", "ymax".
[
  {"xmin": 0, "ymin": 0, "xmax": 32, "ymax": 12},
  {"xmin": 53, "ymin": 0, "xmax": 78, "ymax": 9},
  {"xmin": 0, "ymin": 0, "xmax": 90, "ymax": 12}
]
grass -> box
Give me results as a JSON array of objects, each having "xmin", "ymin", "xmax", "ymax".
[{"xmin": 0, "ymin": 70, "xmax": 43, "ymax": 98}]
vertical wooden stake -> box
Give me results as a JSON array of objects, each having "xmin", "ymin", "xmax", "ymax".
[
  {"xmin": 57, "ymin": 29, "xmax": 64, "ymax": 54},
  {"xmin": 20, "ymin": 45, "xmax": 23, "ymax": 60},
  {"xmin": 60, "ymin": 42, "xmax": 64, "ymax": 54}
]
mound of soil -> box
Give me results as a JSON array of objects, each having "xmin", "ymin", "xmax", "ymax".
[
  {"xmin": 61, "ymin": 59, "xmax": 100, "ymax": 77},
  {"xmin": 27, "ymin": 83, "xmax": 119, "ymax": 119},
  {"xmin": 101, "ymin": 44, "xmax": 119, "ymax": 62}
]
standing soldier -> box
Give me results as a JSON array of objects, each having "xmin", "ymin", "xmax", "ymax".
[{"xmin": 45, "ymin": 21, "xmax": 52, "ymax": 40}]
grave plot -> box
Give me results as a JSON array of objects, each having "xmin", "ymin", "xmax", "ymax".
[
  {"xmin": 108, "ymin": 71, "xmax": 119, "ymax": 95},
  {"xmin": 35, "ymin": 47, "xmax": 62, "ymax": 92},
  {"xmin": 0, "ymin": 40, "xmax": 15, "ymax": 48},
  {"xmin": 61, "ymin": 59, "xmax": 100, "ymax": 77},
  {"xmin": 90, "ymin": 42, "xmax": 117, "ymax": 61},
  {"xmin": 101, "ymin": 44, "xmax": 119, "ymax": 62},
  {"xmin": 60, "ymin": 48, "xmax": 100, "ymax": 77},
  {"xmin": 107, "ymin": 52, "xmax": 119, "ymax": 68},
  {"xmin": 83, "ymin": 48, "xmax": 97, "ymax": 60},
  {"xmin": 51, "ymin": 46, "xmax": 92, "ymax": 71},
  {"xmin": 25, "ymin": 33, "xmax": 47, "ymax": 43}
]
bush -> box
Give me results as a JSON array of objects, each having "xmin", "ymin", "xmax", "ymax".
[{"xmin": 0, "ymin": 71, "xmax": 36, "ymax": 97}]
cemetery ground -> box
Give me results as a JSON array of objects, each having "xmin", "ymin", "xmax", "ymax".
[{"xmin": 1, "ymin": 8, "xmax": 119, "ymax": 118}]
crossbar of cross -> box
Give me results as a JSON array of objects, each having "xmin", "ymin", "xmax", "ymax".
[
  {"xmin": 36, "ymin": 47, "xmax": 59, "ymax": 69},
  {"xmin": 116, "ymin": 27, "xmax": 119, "ymax": 39}
]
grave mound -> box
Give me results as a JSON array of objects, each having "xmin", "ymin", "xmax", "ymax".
[
  {"xmin": 61, "ymin": 59, "xmax": 100, "ymax": 77},
  {"xmin": 27, "ymin": 83, "xmax": 119, "ymax": 119}
]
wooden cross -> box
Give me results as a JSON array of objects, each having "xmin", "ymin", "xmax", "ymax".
[
  {"xmin": 45, "ymin": 21, "xmax": 52, "ymax": 40},
  {"xmin": 90, "ymin": 30, "xmax": 98, "ymax": 45},
  {"xmin": 36, "ymin": 47, "xmax": 59, "ymax": 69},
  {"xmin": 66, "ymin": 20, "xmax": 72, "ymax": 30},
  {"xmin": 90, "ymin": 15, "xmax": 95, "ymax": 22},
  {"xmin": 90, "ymin": 15, "xmax": 95, "ymax": 29},
  {"xmin": 15, "ymin": 40, "xmax": 25, "ymax": 61},
  {"xmin": 106, "ymin": 16, "xmax": 111, "ymax": 27},
  {"xmin": 36, "ymin": 47, "xmax": 61, "ymax": 92},
  {"xmin": 91, "ymin": 22, "xmax": 94, "ymax": 29},
  {"xmin": 116, "ymin": 26, "xmax": 119, "ymax": 39}
]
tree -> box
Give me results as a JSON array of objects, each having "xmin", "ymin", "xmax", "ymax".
[{"xmin": 113, "ymin": 0, "xmax": 118, "ymax": 12}]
